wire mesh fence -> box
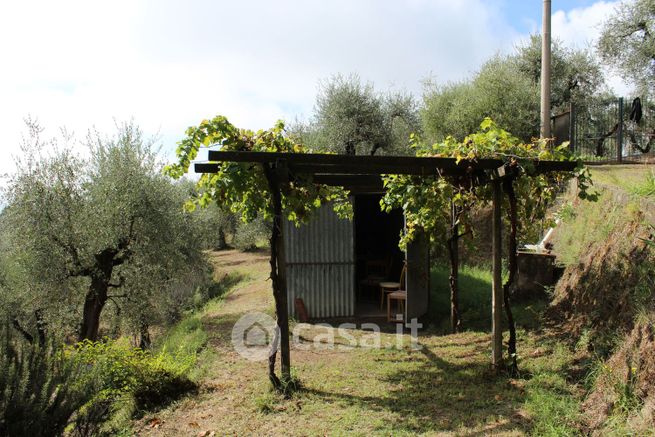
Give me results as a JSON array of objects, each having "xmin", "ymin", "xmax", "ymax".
[{"xmin": 570, "ymin": 97, "xmax": 655, "ymax": 163}]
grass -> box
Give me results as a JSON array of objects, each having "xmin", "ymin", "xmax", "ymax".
[
  {"xmin": 430, "ymin": 264, "xmax": 548, "ymax": 333},
  {"xmin": 132, "ymin": 249, "xmax": 593, "ymax": 436},
  {"xmin": 587, "ymin": 164, "xmax": 654, "ymax": 193},
  {"xmin": 630, "ymin": 168, "xmax": 655, "ymax": 198},
  {"xmin": 551, "ymin": 186, "xmax": 633, "ymax": 266},
  {"xmin": 136, "ymin": 166, "xmax": 650, "ymax": 436}
]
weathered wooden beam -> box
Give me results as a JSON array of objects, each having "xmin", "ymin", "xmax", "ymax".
[
  {"xmin": 207, "ymin": 150, "xmax": 504, "ymax": 170},
  {"xmin": 194, "ymin": 163, "xmax": 220, "ymax": 173},
  {"xmin": 491, "ymin": 179, "xmax": 504, "ymax": 372},
  {"xmin": 201, "ymin": 151, "xmax": 578, "ymax": 176}
]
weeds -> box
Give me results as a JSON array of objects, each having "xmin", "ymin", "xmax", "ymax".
[{"xmin": 630, "ymin": 169, "xmax": 655, "ymax": 198}]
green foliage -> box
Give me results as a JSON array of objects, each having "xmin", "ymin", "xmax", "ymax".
[
  {"xmin": 423, "ymin": 57, "xmax": 540, "ymax": 142},
  {"xmin": 422, "ymin": 37, "xmax": 602, "ymax": 142},
  {"xmin": 232, "ymin": 215, "xmax": 270, "ymax": 251},
  {"xmin": 1, "ymin": 120, "xmax": 210, "ymax": 340},
  {"xmin": 164, "ymin": 115, "xmax": 352, "ymax": 224},
  {"xmin": 0, "ymin": 325, "xmax": 97, "ymax": 437},
  {"xmin": 191, "ymin": 201, "xmax": 237, "ymax": 250},
  {"xmin": 555, "ymin": 201, "xmax": 577, "ymax": 223},
  {"xmin": 630, "ymin": 168, "xmax": 655, "ymax": 197},
  {"xmin": 155, "ymin": 315, "xmax": 208, "ymax": 358},
  {"xmin": 292, "ymin": 74, "xmax": 420, "ymax": 156},
  {"xmin": 382, "ymin": 119, "xmax": 595, "ymax": 249},
  {"xmin": 598, "ymin": 0, "xmax": 655, "ymax": 93},
  {"xmin": 515, "ymin": 35, "xmax": 604, "ymax": 111},
  {"xmin": 71, "ymin": 339, "xmax": 196, "ymax": 412}
]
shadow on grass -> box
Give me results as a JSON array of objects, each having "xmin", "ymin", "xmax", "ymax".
[
  {"xmin": 207, "ymin": 271, "xmax": 247, "ymax": 300},
  {"xmin": 300, "ymin": 341, "xmax": 528, "ymax": 435}
]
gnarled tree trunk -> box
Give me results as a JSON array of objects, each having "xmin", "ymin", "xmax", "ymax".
[
  {"xmin": 263, "ymin": 163, "xmax": 291, "ymax": 390},
  {"xmin": 79, "ymin": 276, "xmax": 109, "ymax": 341},
  {"xmin": 447, "ymin": 202, "xmax": 461, "ymax": 333},
  {"xmin": 502, "ymin": 177, "xmax": 519, "ymax": 377}
]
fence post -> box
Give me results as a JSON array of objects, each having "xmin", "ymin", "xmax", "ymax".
[
  {"xmin": 617, "ymin": 97, "xmax": 624, "ymax": 163},
  {"xmin": 569, "ymin": 102, "xmax": 575, "ymax": 153}
]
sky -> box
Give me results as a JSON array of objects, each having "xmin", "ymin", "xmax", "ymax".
[{"xmin": 0, "ymin": 0, "xmax": 629, "ymax": 180}]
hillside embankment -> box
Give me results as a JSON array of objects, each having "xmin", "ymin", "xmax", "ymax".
[{"xmin": 548, "ymin": 165, "xmax": 655, "ymax": 435}]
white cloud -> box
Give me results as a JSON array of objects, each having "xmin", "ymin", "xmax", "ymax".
[
  {"xmin": 0, "ymin": 0, "xmax": 633, "ymax": 182},
  {"xmin": 550, "ymin": 1, "xmax": 632, "ymax": 95},
  {"xmin": 552, "ymin": 1, "xmax": 616, "ymax": 49},
  {"xmin": 0, "ymin": 0, "xmax": 523, "ymax": 178}
]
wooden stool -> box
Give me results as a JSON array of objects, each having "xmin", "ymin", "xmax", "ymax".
[{"xmin": 387, "ymin": 290, "xmax": 407, "ymax": 322}]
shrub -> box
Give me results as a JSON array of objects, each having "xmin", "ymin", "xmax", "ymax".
[
  {"xmin": 70, "ymin": 339, "xmax": 197, "ymax": 412},
  {"xmin": 233, "ymin": 216, "xmax": 270, "ymax": 251},
  {"xmin": 0, "ymin": 325, "xmax": 97, "ymax": 437}
]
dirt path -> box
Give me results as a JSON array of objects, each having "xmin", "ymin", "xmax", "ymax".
[{"xmin": 136, "ymin": 249, "xmax": 536, "ymax": 436}]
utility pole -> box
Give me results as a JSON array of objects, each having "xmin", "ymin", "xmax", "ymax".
[{"xmin": 540, "ymin": 0, "xmax": 552, "ymax": 138}]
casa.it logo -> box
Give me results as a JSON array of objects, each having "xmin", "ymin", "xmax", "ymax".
[{"xmin": 231, "ymin": 312, "xmax": 279, "ymax": 361}]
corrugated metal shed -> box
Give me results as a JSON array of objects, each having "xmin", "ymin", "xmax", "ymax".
[{"xmin": 284, "ymin": 204, "xmax": 355, "ymax": 318}]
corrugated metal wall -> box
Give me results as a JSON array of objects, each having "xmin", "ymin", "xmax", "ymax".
[{"xmin": 284, "ymin": 204, "xmax": 355, "ymax": 318}]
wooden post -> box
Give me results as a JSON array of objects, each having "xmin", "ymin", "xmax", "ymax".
[
  {"xmin": 617, "ymin": 97, "xmax": 624, "ymax": 163},
  {"xmin": 492, "ymin": 179, "xmax": 503, "ymax": 371}
]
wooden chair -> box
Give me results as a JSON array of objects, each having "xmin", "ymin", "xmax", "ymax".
[
  {"xmin": 387, "ymin": 290, "xmax": 407, "ymax": 322},
  {"xmin": 379, "ymin": 261, "xmax": 406, "ymax": 310}
]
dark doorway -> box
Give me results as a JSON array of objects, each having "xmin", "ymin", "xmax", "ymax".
[{"xmin": 354, "ymin": 194, "xmax": 404, "ymax": 316}]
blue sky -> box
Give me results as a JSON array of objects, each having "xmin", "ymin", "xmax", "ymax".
[
  {"xmin": 501, "ymin": 0, "xmax": 605, "ymax": 33},
  {"xmin": 0, "ymin": 0, "xmax": 627, "ymax": 179}
]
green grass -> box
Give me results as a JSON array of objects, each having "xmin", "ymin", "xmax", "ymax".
[
  {"xmin": 155, "ymin": 270, "xmax": 246, "ymax": 380},
  {"xmin": 629, "ymin": 168, "xmax": 655, "ymax": 198},
  {"xmin": 428, "ymin": 263, "xmax": 587, "ymax": 435},
  {"xmin": 551, "ymin": 189, "xmax": 628, "ymax": 266},
  {"xmin": 430, "ymin": 263, "xmax": 547, "ymax": 333},
  {"xmin": 430, "ymin": 264, "xmax": 493, "ymax": 331},
  {"xmin": 588, "ymin": 165, "xmax": 654, "ymax": 193}
]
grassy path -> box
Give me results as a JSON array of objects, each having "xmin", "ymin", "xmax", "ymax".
[{"xmin": 135, "ymin": 249, "xmax": 580, "ymax": 436}]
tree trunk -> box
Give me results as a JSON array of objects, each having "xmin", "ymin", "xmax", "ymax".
[
  {"xmin": 138, "ymin": 321, "xmax": 151, "ymax": 349},
  {"xmin": 447, "ymin": 203, "xmax": 461, "ymax": 333},
  {"xmin": 11, "ymin": 318, "xmax": 34, "ymax": 344},
  {"xmin": 262, "ymin": 163, "xmax": 291, "ymax": 389},
  {"xmin": 34, "ymin": 309, "xmax": 47, "ymax": 346},
  {"xmin": 502, "ymin": 178, "xmax": 519, "ymax": 377},
  {"xmin": 79, "ymin": 276, "xmax": 109, "ymax": 342},
  {"xmin": 216, "ymin": 227, "xmax": 227, "ymax": 250}
]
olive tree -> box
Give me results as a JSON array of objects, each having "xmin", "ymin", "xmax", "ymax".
[
  {"xmin": 296, "ymin": 74, "xmax": 420, "ymax": 155},
  {"xmin": 422, "ymin": 37, "xmax": 603, "ymax": 143},
  {"xmin": 598, "ymin": 0, "xmax": 655, "ymax": 94},
  {"xmin": 422, "ymin": 57, "xmax": 540, "ymax": 142},
  {"xmin": 2, "ymin": 120, "xmax": 207, "ymax": 342}
]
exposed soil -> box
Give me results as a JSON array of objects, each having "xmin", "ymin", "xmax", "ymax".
[
  {"xmin": 583, "ymin": 321, "xmax": 655, "ymax": 434},
  {"xmin": 549, "ymin": 218, "xmax": 652, "ymax": 339},
  {"xmin": 545, "ymin": 169, "xmax": 655, "ymax": 434}
]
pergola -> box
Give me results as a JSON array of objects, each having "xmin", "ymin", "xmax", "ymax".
[{"xmin": 195, "ymin": 151, "xmax": 576, "ymax": 373}]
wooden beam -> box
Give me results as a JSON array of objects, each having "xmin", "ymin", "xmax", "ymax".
[
  {"xmin": 492, "ymin": 179, "xmax": 504, "ymax": 372},
  {"xmin": 208, "ymin": 150, "xmax": 502, "ymax": 169},
  {"xmin": 194, "ymin": 163, "xmax": 220, "ymax": 173},
  {"xmin": 201, "ymin": 151, "xmax": 578, "ymax": 176}
]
